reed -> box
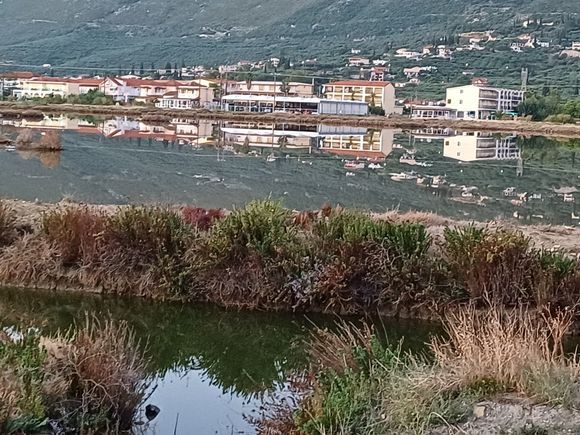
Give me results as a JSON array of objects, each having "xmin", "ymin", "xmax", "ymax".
[{"xmin": 265, "ymin": 306, "xmax": 580, "ymax": 434}]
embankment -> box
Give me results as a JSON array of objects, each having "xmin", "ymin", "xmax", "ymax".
[
  {"xmin": 1, "ymin": 101, "xmax": 580, "ymax": 138},
  {"xmin": 1, "ymin": 198, "xmax": 580, "ymax": 325}
]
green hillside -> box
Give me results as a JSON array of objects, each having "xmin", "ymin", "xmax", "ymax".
[{"xmin": 1, "ymin": 0, "xmax": 580, "ymax": 93}]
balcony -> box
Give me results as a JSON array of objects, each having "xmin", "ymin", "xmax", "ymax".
[{"xmin": 479, "ymin": 90, "xmax": 498, "ymax": 100}]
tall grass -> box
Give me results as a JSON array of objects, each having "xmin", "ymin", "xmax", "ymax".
[
  {"xmin": 268, "ymin": 306, "xmax": 580, "ymax": 434},
  {"xmin": 0, "ymin": 201, "xmax": 16, "ymax": 247},
  {"xmin": 0, "ymin": 317, "xmax": 148, "ymax": 433},
  {"xmin": 432, "ymin": 306, "xmax": 580, "ymax": 406},
  {"xmin": 41, "ymin": 206, "xmax": 106, "ymax": 266}
]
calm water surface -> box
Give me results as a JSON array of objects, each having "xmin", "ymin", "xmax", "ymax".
[
  {"xmin": 0, "ymin": 116, "xmax": 579, "ymax": 225},
  {"xmin": 0, "ymin": 287, "xmax": 438, "ymax": 434}
]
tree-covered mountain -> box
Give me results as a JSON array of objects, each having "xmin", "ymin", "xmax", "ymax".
[
  {"xmin": 1, "ymin": 0, "xmax": 580, "ymax": 96},
  {"xmin": 0, "ymin": 0, "xmax": 578, "ymax": 66}
]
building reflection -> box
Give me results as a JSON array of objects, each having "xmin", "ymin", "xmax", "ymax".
[
  {"xmin": 220, "ymin": 123, "xmax": 318, "ymax": 150},
  {"xmin": 319, "ymin": 128, "xmax": 395, "ymax": 159},
  {"xmin": 443, "ymin": 132, "xmax": 520, "ymax": 161}
]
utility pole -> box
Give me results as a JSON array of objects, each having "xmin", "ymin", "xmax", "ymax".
[{"xmin": 521, "ymin": 67, "xmax": 529, "ymax": 93}]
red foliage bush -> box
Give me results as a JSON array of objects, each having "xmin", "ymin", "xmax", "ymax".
[{"xmin": 181, "ymin": 207, "xmax": 224, "ymax": 231}]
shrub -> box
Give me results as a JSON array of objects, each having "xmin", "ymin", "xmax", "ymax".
[
  {"xmin": 45, "ymin": 317, "xmax": 149, "ymax": 431},
  {"xmin": 103, "ymin": 207, "xmax": 195, "ymax": 295},
  {"xmin": 544, "ymin": 114, "xmax": 575, "ymax": 124},
  {"xmin": 181, "ymin": 206, "xmax": 224, "ymax": 231},
  {"xmin": 41, "ymin": 207, "xmax": 106, "ymax": 266},
  {"xmin": 443, "ymin": 224, "xmax": 487, "ymax": 271},
  {"xmin": 444, "ymin": 228, "xmax": 536, "ymax": 303},
  {"xmin": 313, "ymin": 211, "xmax": 430, "ymax": 258},
  {"xmin": 0, "ymin": 201, "xmax": 16, "ymax": 247},
  {"xmin": 538, "ymin": 250, "xmax": 576, "ymax": 279},
  {"xmin": 209, "ymin": 200, "xmax": 300, "ymax": 262},
  {"xmin": 104, "ymin": 206, "xmax": 192, "ymax": 265}
]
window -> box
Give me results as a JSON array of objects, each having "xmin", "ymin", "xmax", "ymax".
[
  {"xmin": 447, "ymin": 99, "xmax": 451, "ymax": 104},
  {"xmin": 459, "ymin": 100, "xmax": 463, "ymax": 104}
]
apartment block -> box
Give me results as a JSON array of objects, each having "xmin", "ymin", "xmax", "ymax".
[
  {"xmin": 322, "ymin": 80, "xmax": 396, "ymax": 114},
  {"xmin": 446, "ymin": 84, "xmax": 524, "ymax": 119}
]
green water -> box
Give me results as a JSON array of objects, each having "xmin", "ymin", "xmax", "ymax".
[{"xmin": 0, "ymin": 287, "xmax": 439, "ymax": 434}]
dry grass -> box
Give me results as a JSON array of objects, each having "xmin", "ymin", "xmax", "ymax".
[
  {"xmin": 44, "ymin": 316, "xmax": 149, "ymax": 431},
  {"xmin": 0, "ymin": 201, "xmax": 16, "ymax": 246},
  {"xmin": 41, "ymin": 206, "xmax": 107, "ymax": 266},
  {"xmin": 267, "ymin": 306, "xmax": 580, "ymax": 434},
  {"xmin": 431, "ymin": 305, "xmax": 580, "ymax": 405}
]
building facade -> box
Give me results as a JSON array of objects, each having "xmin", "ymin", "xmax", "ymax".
[
  {"xmin": 322, "ymin": 80, "xmax": 396, "ymax": 114},
  {"xmin": 12, "ymin": 77, "xmax": 100, "ymax": 99},
  {"xmin": 410, "ymin": 105, "xmax": 457, "ymax": 119},
  {"xmin": 222, "ymin": 95, "xmax": 368, "ymax": 116},
  {"xmin": 445, "ymin": 84, "xmax": 524, "ymax": 119},
  {"xmin": 226, "ymin": 81, "xmax": 314, "ymax": 97}
]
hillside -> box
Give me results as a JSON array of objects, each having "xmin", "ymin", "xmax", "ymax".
[
  {"xmin": 1, "ymin": 0, "xmax": 580, "ymax": 94},
  {"xmin": 0, "ymin": 0, "xmax": 578, "ymax": 65}
]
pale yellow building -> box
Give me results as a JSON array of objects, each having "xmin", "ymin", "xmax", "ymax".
[
  {"xmin": 14, "ymin": 77, "xmax": 101, "ymax": 99},
  {"xmin": 445, "ymin": 84, "xmax": 524, "ymax": 120},
  {"xmin": 322, "ymin": 80, "xmax": 396, "ymax": 114}
]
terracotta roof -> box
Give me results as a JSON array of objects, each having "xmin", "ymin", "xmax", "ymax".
[
  {"xmin": 26, "ymin": 77, "xmax": 102, "ymax": 85},
  {"xmin": 0, "ymin": 71, "xmax": 38, "ymax": 79},
  {"xmin": 326, "ymin": 80, "xmax": 393, "ymax": 87}
]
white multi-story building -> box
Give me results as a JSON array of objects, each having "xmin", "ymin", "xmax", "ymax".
[{"xmin": 445, "ymin": 84, "xmax": 524, "ymax": 120}]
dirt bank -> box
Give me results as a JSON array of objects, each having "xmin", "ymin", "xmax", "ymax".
[
  {"xmin": 1, "ymin": 102, "xmax": 580, "ymax": 138},
  {"xmin": 431, "ymin": 400, "xmax": 580, "ymax": 434}
]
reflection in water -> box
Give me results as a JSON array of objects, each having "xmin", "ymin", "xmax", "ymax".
[
  {"xmin": 0, "ymin": 115, "xmax": 579, "ymax": 225},
  {"xmin": 0, "ymin": 287, "xmax": 437, "ymax": 434},
  {"xmin": 17, "ymin": 149, "xmax": 61, "ymax": 169}
]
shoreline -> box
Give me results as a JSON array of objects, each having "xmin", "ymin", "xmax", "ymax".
[
  {"xmin": 1, "ymin": 198, "xmax": 580, "ymax": 331},
  {"xmin": 2, "ymin": 101, "xmax": 580, "ymax": 138}
]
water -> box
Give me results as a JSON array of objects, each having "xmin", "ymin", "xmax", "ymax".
[
  {"xmin": 0, "ymin": 116, "xmax": 579, "ymax": 225},
  {"xmin": 0, "ymin": 287, "xmax": 438, "ymax": 434}
]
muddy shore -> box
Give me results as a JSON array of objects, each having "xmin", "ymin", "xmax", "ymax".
[{"xmin": 1, "ymin": 102, "xmax": 580, "ymax": 139}]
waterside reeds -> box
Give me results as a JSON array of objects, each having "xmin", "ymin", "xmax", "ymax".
[
  {"xmin": 0, "ymin": 199, "xmax": 579, "ymax": 318},
  {"xmin": 255, "ymin": 306, "xmax": 580, "ymax": 434},
  {"xmin": 0, "ymin": 317, "xmax": 149, "ymax": 433}
]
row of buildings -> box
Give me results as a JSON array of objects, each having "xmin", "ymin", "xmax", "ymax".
[
  {"xmin": 1, "ymin": 71, "xmax": 525, "ymax": 120},
  {"xmin": 1, "ymin": 72, "xmax": 398, "ymax": 116}
]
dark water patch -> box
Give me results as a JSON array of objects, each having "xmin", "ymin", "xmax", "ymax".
[{"xmin": 0, "ymin": 287, "xmax": 439, "ymax": 433}]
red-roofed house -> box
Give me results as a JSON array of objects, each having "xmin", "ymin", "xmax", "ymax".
[
  {"xmin": 1, "ymin": 71, "xmax": 39, "ymax": 96},
  {"xmin": 100, "ymin": 77, "xmax": 213, "ymax": 107},
  {"xmin": 322, "ymin": 80, "xmax": 396, "ymax": 114}
]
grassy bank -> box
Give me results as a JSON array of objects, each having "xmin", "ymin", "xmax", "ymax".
[
  {"xmin": 0, "ymin": 317, "xmax": 149, "ymax": 433},
  {"xmin": 0, "ymin": 199, "xmax": 579, "ymax": 319},
  {"xmin": 255, "ymin": 306, "xmax": 580, "ymax": 434},
  {"xmin": 1, "ymin": 101, "xmax": 580, "ymax": 138}
]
